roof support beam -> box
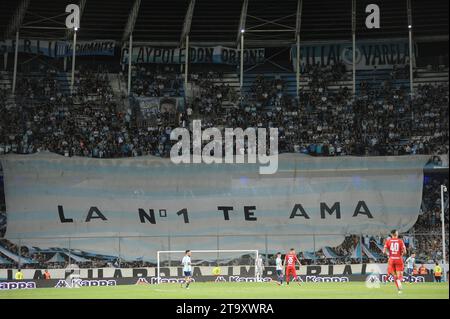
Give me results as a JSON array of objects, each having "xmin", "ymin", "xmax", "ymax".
[
  {"xmin": 295, "ymin": 0, "xmax": 303, "ymax": 35},
  {"xmin": 295, "ymin": 0, "xmax": 303, "ymax": 98},
  {"xmin": 5, "ymin": 0, "xmax": 30, "ymax": 38},
  {"xmin": 246, "ymin": 14, "xmax": 295, "ymax": 31},
  {"xmin": 236, "ymin": 0, "xmax": 248, "ymax": 45},
  {"xmin": 181, "ymin": 0, "xmax": 196, "ymax": 45},
  {"xmin": 122, "ymin": 0, "xmax": 141, "ymax": 42}
]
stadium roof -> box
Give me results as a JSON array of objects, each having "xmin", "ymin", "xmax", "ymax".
[{"xmin": 1, "ymin": 0, "xmax": 448, "ymax": 45}]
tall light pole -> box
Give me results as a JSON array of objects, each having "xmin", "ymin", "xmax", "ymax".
[
  {"xmin": 185, "ymin": 34, "xmax": 189, "ymax": 88},
  {"xmin": 407, "ymin": 0, "xmax": 414, "ymax": 96},
  {"xmin": 127, "ymin": 34, "xmax": 133, "ymax": 96},
  {"xmin": 296, "ymin": 34, "xmax": 300, "ymax": 99},
  {"xmin": 441, "ymin": 185, "xmax": 448, "ymax": 282},
  {"xmin": 12, "ymin": 31, "xmax": 19, "ymax": 95},
  {"xmin": 65, "ymin": 4, "xmax": 80, "ymax": 95},
  {"xmin": 70, "ymin": 27, "xmax": 77, "ymax": 95},
  {"xmin": 240, "ymin": 28, "xmax": 245, "ymax": 90},
  {"xmin": 351, "ymin": 0, "xmax": 356, "ymax": 96}
]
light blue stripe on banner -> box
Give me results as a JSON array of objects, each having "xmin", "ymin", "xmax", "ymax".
[
  {"xmin": 1, "ymin": 155, "xmax": 427, "ymax": 177},
  {"xmin": 6, "ymin": 180, "xmax": 420, "ymax": 199},
  {"xmin": 6, "ymin": 220, "xmax": 417, "ymax": 239}
]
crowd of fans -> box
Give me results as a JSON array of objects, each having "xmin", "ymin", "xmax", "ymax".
[
  {"xmin": 188, "ymin": 70, "xmax": 238, "ymax": 116},
  {"xmin": 1, "ymin": 63, "xmax": 448, "ymax": 158},
  {"xmin": 131, "ymin": 65, "xmax": 183, "ymax": 97}
]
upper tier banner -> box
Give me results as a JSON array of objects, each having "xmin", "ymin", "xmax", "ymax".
[
  {"xmin": 291, "ymin": 39, "xmax": 413, "ymax": 70},
  {"xmin": 0, "ymin": 39, "xmax": 116, "ymax": 57},
  {"xmin": 121, "ymin": 46, "xmax": 265, "ymax": 65}
]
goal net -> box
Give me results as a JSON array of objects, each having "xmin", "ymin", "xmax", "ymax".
[{"xmin": 156, "ymin": 249, "xmax": 260, "ymax": 284}]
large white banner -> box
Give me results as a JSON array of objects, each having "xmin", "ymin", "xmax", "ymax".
[{"xmin": 0, "ymin": 152, "xmax": 427, "ymax": 259}]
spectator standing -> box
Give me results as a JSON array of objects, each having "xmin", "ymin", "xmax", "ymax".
[
  {"xmin": 419, "ymin": 264, "xmax": 428, "ymax": 275},
  {"xmin": 15, "ymin": 269, "xmax": 24, "ymax": 280},
  {"xmin": 433, "ymin": 262, "xmax": 442, "ymax": 282},
  {"xmin": 44, "ymin": 269, "xmax": 51, "ymax": 279}
]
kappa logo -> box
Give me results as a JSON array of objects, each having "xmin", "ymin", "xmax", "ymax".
[
  {"xmin": 228, "ymin": 276, "xmax": 272, "ymax": 282},
  {"xmin": 150, "ymin": 277, "xmax": 197, "ymax": 284},
  {"xmin": 365, "ymin": 274, "xmax": 381, "ymax": 289},
  {"xmin": 0, "ymin": 281, "xmax": 36, "ymax": 290},
  {"xmin": 304, "ymin": 276, "xmax": 349, "ymax": 283},
  {"xmin": 135, "ymin": 278, "xmax": 150, "ymax": 285},
  {"xmin": 215, "ymin": 276, "xmax": 227, "ymax": 282},
  {"xmin": 381, "ymin": 275, "xmax": 425, "ymax": 283},
  {"xmin": 54, "ymin": 279, "xmax": 117, "ymax": 288}
]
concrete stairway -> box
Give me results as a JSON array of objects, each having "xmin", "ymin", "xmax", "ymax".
[{"xmin": 413, "ymin": 67, "xmax": 449, "ymax": 87}]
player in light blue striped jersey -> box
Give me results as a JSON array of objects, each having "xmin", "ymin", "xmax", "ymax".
[
  {"xmin": 275, "ymin": 252, "xmax": 284, "ymax": 285},
  {"xmin": 405, "ymin": 253, "xmax": 416, "ymax": 276},
  {"xmin": 181, "ymin": 250, "xmax": 192, "ymax": 289}
]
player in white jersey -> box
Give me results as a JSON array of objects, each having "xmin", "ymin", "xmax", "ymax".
[
  {"xmin": 255, "ymin": 255, "xmax": 265, "ymax": 282},
  {"xmin": 405, "ymin": 253, "xmax": 416, "ymax": 276},
  {"xmin": 275, "ymin": 252, "xmax": 284, "ymax": 286},
  {"xmin": 181, "ymin": 250, "xmax": 192, "ymax": 289}
]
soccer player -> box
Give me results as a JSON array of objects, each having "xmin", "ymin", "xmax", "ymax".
[
  {"xmin": 283, "ymin": 248, "xmax": 301, "ymax": 285},
  {"xmin": 405, "ymin": 253, "xmax": 416, "ymax": 276},
  {"xmin": 255, "ymin": 255, "xmax": 265, "ymax": 282},
  {"xmin": 275, "ymin": 252, "xmax": 284, "ymax": 285},
  {"xmin": 181, "ymin": 250, "xmax": 192, "ymax": 289},
  {"xmin": 382, "ymin": 230, "xmax": 407, "ymax": 294}
]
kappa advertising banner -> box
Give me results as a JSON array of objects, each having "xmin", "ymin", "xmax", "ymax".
[
  {"xmin": 0, "ymin": 264, "xmax": 444, "ymax": 281},
  {"xmin": 0, "ymin": 152, "xmax": 428, "ymax": 259},
  {"xmin": 121, "ymin": 46, "xmax": 265, "ymax": 65},
  {"xmin": 0, "ymin": 264, "xmax": 442, "ymax": 281},
  {"xmin": 0, "ymin": 274, "xmax": 436, "ymax": 290},
  {"xmin": 0, "ymin": 39, "xmax": 115, "ymax": 57},
  {"xmin": 0, "ymin": 264, "xmax": 373, "ymax": 280},
  {"xmin": 291, "ymin": 39, "xmax": 413, "ymax": 70}
]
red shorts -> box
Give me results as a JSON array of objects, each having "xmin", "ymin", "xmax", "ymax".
[
  {"xmin": 388, "ymin": 259, "xmax": 404, "ymax": 274},
  {"xmin": 285, "ymin": 267, "xmax": 297, "ymax": 278}
]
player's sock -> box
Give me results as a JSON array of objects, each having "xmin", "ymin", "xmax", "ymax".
[
  {"xmin": 186, "ymin": 280, "xmax": 190, "ymax": 288},
  {"xmin": 393, "ymin": 276, "xmax": 399, "ymax": 289},
  {"xmin": 397, "ymin": 275, "xmax": 403, "ymax": 290}
]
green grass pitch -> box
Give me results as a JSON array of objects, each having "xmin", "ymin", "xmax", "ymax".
[{"xmin": 0, "ymin": 282, "xmax": 448, "ymax": 299}]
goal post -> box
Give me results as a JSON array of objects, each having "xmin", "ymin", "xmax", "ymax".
[{"xmin": 156, "ymin": 249, "xmax": 259, "ymax": 284}]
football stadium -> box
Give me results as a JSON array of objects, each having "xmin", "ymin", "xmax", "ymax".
[{"xmin": 0, "ymin": 0, "xmax": 448, "ymax": 302}]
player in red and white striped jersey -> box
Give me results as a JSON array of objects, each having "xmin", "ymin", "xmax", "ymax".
[{"xmin": 283, "ymin": 248, "xmax": 302, "ymax": 285}]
